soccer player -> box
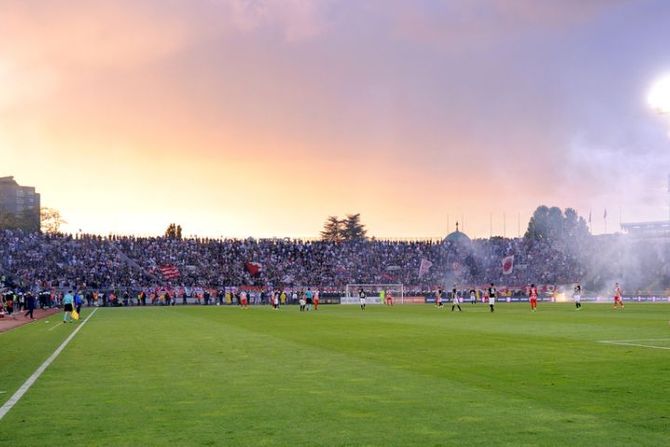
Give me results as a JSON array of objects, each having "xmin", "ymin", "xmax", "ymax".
[
  {"xmin": 469, "ymin": 289, "xmax": 476, "ymax": 304},
  {"xmin": 62, "ymin": 290, "xmax": 74, "ymax": 323},
  {"xmin": 240, "ymin": 290, "xmax": 248, "ymax": 309},
  {"xmin": 451, "ymin": 287, "xmax": 462, "ymax": 312},
  {"xmin": 299, "ymin": 293, "xmax": 306, "ymax": 312},
  {"xmin": 573, "ymin": 283, "xmax": 582, "ymax": 309},
  {"xmin": 613, "ymin": 283, "xmax": 624, "ymax": 310},
  {"xmin": 359, "ymin": 288, "xmax": 366, "ymax": 310},
  {"xmin": 305, "ymin": 288, "xmax": 313, "ymax": 311},
  {"xmin": 529, "ymin": 284, "xmax": 538, "ymax": 312},
  {"xmin": 487, "ymin": 283, "xmax": 497, "ymax": 312},
  {"xmin": 380, "ymin": 289, "xmax": 386, "ymax": 306},
  {"xmin": 435, "ymin": 288, "xmax": 444, "ymax": 308},
  {"xmin": 386, "ymin": 290, "xmax": 393, "ymax": 306},
  {"xmin": 313, "ymin": 290, "xmax": 319, "ymax": 310}
]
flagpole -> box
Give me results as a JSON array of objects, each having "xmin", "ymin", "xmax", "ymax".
[
  {"xmin": 517, "ymin": 212, "xmax": 520, "ymax": 238},
  {"xmin": 503, "ymin": 212, "xmax": 506, "ymax": 238},
  {"xmin": 489, "ymin": 213, "xmax": 493, "ymax": 238}
]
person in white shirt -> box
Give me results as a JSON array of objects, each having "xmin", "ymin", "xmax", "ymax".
[{"xmin": 487, "ymin": 283, "xmax": 496, "ymax": 312}]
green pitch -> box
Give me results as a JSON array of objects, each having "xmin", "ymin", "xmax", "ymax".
[{"xmin": 1, "ymin": 303, "xmax": 669, "ymax": 446}]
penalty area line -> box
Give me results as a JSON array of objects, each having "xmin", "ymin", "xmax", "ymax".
[
  {"xmin": 0, "ymin": 307, "xmax": 98, "ymax": 421},
  {"xmin": 598, "ymin": 340, "xmax": 670, "ymax": 350}
]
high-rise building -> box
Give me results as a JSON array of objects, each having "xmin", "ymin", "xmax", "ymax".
[{"xmin": 0, "ymin": 176, "xmax": 41, "ymax": 231}]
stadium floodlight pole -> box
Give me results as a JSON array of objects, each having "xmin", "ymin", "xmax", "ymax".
[{"xmin": 647, "ymin": 74, "xmax": 670, "ymax": 223}]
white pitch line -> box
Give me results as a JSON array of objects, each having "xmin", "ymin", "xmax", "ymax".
[
  {"xmin": 0, "ymin": 308, "xmax": 98, "ymax": 421},
  {"xmin": 47, "ymin": 322, "xmax": 63, "ymax": 332},
  {"xmin": 599, "ymin": 338, "xmax": 670, "ymax": 343},
  {"xmin": 599, "ymin": 340, "xmax": 670, "ymax": 350}
]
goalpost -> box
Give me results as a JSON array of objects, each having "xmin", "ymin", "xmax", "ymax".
[{"xmin": 344, "ymin": 284, "xmax": 405, "ymax": 304}]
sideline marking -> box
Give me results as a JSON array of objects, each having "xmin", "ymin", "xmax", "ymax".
[
  {"xmin": 0, "ymin": 308, "xmax": 98, "ymax": 420},
  {"xmin": 599, "ymin": 338, "xmax": 670, "ymax": 351},
  {"xmin": 47, "ymin": 321, "xmax": 63, "ymax": 332}
]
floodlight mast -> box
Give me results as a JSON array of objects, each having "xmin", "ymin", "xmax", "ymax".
[{"xmin": 647, "ymin": 76, "xmax": 670, "ymax": 224}]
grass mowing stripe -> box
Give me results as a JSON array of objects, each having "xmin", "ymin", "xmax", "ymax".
[
  {"xmin": 2, "ymin": 305, "xmax": 669, "ymax": 446},
  {"xmin": 0, "ymin": 308, "xmax": 98, "ymax": 421}
]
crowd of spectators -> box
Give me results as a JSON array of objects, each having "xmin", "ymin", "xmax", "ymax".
[{"xmin": 0, "ymin": 229, "xmax": 666, "ymax": 298}]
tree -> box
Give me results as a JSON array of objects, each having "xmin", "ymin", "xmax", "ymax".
[
  {"xmin": 165, "ymin": 223, "xmax": 183, "ymax": 239},
  {"xmin": 41, "ymin": 207, "xmax": 66, "ymax": 234},
  {"xmin": 525, "ymin": 206, "xmax": 589, "ymax": 243},
  {"xmin": 342, "ymin": 213, "xmax": 367, "ymax": 241},
  {"xmin": 320, "ymin": 216, "xmax": 344, "ymax": 242}
]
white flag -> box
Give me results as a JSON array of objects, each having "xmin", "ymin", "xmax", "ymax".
[{"xmin": 419, "ymin": 258, "xmax": 433, "ymax": 278}]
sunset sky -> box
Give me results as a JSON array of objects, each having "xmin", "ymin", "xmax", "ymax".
[{"xmin": 2, "ymin": 0, "xmax": 670, "ymax": 239}]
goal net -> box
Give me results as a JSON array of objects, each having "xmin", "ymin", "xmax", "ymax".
[{"xmin": 344, "ymin": 284, "xmax": 405, "ymax": 304}]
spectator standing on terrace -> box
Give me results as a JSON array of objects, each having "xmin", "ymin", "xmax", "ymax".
[
  {"xmin": 488, "ymin": 283, "xmax": 497, "ymax": 313},
  {"xmin": 63, "ymin": 291, "xmax": 74, "ymax": 323}
]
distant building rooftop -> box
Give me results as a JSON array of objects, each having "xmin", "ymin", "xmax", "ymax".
[
  {"xmin": 621, "ymin": 220, "xmax": 670, "ymax": 237},
  {"xmin": 444, "ymin": 222, "xmax": 472, "ymax": 246}
]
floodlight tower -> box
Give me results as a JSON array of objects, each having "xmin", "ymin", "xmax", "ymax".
[{"xmin": 647, "ymin": 74, "xmax": 670, "ymax": 224}]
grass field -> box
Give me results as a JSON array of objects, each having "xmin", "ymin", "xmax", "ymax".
[{"xmin": 1, "ymin": 303, "xmax": 669, "ymax": 446}]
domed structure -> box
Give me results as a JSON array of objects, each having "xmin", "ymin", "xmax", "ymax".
[{"xmin": 443, "ymin": 222, "xmax": 471, "ymax": 246}]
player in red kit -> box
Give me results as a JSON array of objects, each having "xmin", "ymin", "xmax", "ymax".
[
  {"xmin": 386, "ymin": 290, "xmax": 393, "ymax": 306},
  {"xmin": 529, "ymin": 284, "xmax": 538, "ymax": 312},
  {"xmin": 613, "ymin": 283, "xmax": 624, "ymax": 310}
]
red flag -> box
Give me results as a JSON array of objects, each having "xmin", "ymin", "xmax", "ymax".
[
  {"xmin": 502, "ymin": 256, "xmax": 514, "ymax": 275},
  {"xmin": 159, "ymin": 265, "xmax": 180, "ymax": 280},
  {"xmin": 245, "ymin": 262, "xmax": 263, "ymax": 276},
  {"xmin": 418, "ymin": 258, "xmax": 433, "ymax": 278}
]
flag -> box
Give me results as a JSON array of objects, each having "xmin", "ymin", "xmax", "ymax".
[
  {"xmin": 603, "ymin": 209, "xmax": 607, "ymax": 219},
  {"xmin": 502, "ymin": 255, "xmax": 514, "ymax": 275},
  {"xmin": 245, "ymin": 261, "xmax": 263, "ymax": 276},
  {"xmin": 418, "ymin": 258, "xmax": 433, "ymax": 278},
  {"xmin": 159, "ymin": 264, "xmax": 180, "ymax": 280},
  {"xmin": 588, "ymin": 210, "xmax": 592, "ymax": 224}
]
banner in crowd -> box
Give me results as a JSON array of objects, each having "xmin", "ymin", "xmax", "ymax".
[
  {"xmin": 418, "ymin": 258, "xmax": 433, "ymax": 278},
  {"xmin": 159, "ymin": 265, "xmax": 180, "ymax": 280},
  {"xmin": 245, "ymin": 262, "xmax": 263, "ymax": 276},
  {"xmin": 502, "ymin": 256, "xmax": 514, "ymax": 275}
]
